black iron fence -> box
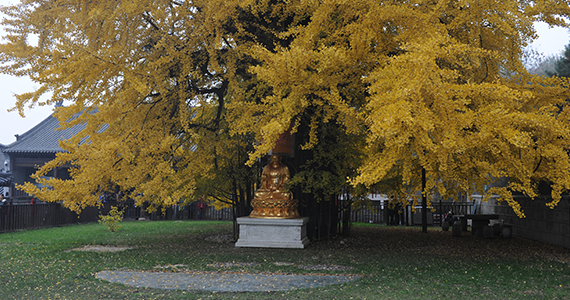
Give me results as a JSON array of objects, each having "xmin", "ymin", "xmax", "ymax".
[
  {"xmin": 431, "ymin": 201, "xmax": 475, "ymax": 225},
  {"xmin": 0, "ymin": 203, "xmax": 233, "ymax": 233},
  {"xmin": 0, "ymin": 203, "xmax": 102, "ymax": 233},
  {"xmin": 341, "ymin": 200, "xmax": 388, "ymax": 224},
  {"xmin": 339, "ymin": 200, "xmax": 475, "ymax": 226},
  {"xmin": 121, "ymin": 203, "xmax": 233, "ymax": 221},
  {"xmin": 0, "ymin": 199, "xmax": 473, "ymax": 233}
]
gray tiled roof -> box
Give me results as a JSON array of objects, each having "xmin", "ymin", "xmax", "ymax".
[
  {"xmin": 0, "ymin": 174, "xmax": 12, "ymax": 186},
  {"xmin": 2, "ymin": 114, "xmax": 86, "ymax": 153}
]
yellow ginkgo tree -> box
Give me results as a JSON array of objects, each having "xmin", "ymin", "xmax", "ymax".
[
  {"xmin": 1, "ymin": 0, "xmax": 570, "ymax": 220},
  {"xmin": 241, "ymin": 0, "xmax": 570, "ymax": 217},
  {"xmin": 0, "ymin": 0, "xmax": 306, "ymax": 213}
]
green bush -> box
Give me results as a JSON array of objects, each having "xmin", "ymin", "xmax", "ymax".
[{"xmin": 98, "ymin": 206, "xmax": 124, "ymax": 232}]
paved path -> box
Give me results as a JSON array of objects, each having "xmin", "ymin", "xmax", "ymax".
[{"xmin": 95, "ymin": 270, "xmax": 361, "ymax": 292}]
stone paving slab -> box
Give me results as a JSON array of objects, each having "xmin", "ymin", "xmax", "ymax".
[{"xmin": 95, "ymin": 270, "xmax": 362, "ymax": 292}]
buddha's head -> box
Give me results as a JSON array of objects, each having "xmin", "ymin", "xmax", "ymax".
[{"xmin": 270, "ymin": 155, "xmax": 281, "ymax": 167}]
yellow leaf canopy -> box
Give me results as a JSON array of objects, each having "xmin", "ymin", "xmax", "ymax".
[{"xmin": 1, "ymin": 0, "xmax": 570, "ymax": 217}]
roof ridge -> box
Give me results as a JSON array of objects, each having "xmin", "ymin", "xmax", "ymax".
[
  {"xmin": 3, "ymin": 112, "xmax": 86, "ymax": 154},
  {"xmin": 6, "ymin": 112, "xmax": 57, "ymax": 146}
]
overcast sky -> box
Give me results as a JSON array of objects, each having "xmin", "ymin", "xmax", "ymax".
[{"xmin": 0, "ymin": 2, "xmax": 569, "ymax": 145}]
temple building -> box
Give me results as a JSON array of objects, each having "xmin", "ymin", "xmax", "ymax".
[
  {"xmin": 0, "ymin": 113, "xmax": 85, "ymax": 203},
  {"xmin": 0, "ymin": 146, "xmax": 12, "ymax": 199}
]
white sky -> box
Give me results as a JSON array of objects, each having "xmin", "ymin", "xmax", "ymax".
[
  {"xmin": 0, "ymin": 2, "xmax": 569, "ymax": 145},
  {"xmin": 531, "ymin": 22, "xmax": 570, "ymax": 57},
  {"xmin": 0, "ymin": 0, "xmax": 54, "ymax": 146}
]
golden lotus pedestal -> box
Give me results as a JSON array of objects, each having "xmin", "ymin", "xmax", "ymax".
[{"xmin": 249, "ymin": 198, "xmax": 300, "ymax": 219}]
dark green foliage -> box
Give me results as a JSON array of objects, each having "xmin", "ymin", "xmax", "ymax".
[
  {"xmin": 549, "ymin": 44, "xmax": 570, "ymax": 77},
  {"xmin": 288, "ymin": 119, "xmax": 365, "ymax": 202}
]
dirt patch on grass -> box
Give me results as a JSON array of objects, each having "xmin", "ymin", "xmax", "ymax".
[
  {"xmin": 297, "ymin": 264, "xmax": 353, "ymax": 271},
  {"xmin": 207, "ymin": 262, "xmax": 261, "ymax": 267},
  {"xmin": 204, "ymin": 233, "xmax": 235, "ymax": 243},
  {"xmin": 66, "ymin": 245, "xmax": 135, "ymax": 252},
  {"xmin": 205, "ymin": 261, "xmax": 353, "ymax": 271}
]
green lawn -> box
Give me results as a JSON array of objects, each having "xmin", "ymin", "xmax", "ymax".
[{"xmin": 0, "ymin": 220, "xmax": 569, "ymax": 299}]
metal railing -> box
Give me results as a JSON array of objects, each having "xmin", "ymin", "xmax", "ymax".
[
  {"xmin": 0, "ymin": 203, "xmax": 233, "ymax": 233},
  {"xmin": 0, "ymin": 199, "xmax": 474, "ymax": 233},
  {"xmin": 338, "ymin": 200, "xmax": 475, "ymax": 226},
  {"xmin": 432, "ymin": 201, "xmax": 475, "ymax": 225},
  {"xmin": 0, "ymin": 203, "xmax": 101, "ymax": 232}
]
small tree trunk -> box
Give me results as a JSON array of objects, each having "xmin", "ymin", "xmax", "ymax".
[{"xmin": 422, "ymin": 167, "xmax": 428, "ymax": 233}]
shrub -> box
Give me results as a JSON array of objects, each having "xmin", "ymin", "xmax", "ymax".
[{"xmin": 98, "ymin": 206, "xmax": 124, "ymax": 232}]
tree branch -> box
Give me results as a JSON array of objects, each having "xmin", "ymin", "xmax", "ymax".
[{"xmin": 142, "ymin": 12, "xmax": 160, "ymax": 31}]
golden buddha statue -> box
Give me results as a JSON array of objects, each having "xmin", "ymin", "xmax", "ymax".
[
  {"xmin": 249, "ymin": 155, "xmax": 300, "ymax": 219},
  {"xmin": 255, "ymin": 155, "xmax": 293, "ymax": 200}
]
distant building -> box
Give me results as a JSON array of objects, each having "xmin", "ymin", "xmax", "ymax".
[
  {"xmin": 1, "ymin": 113, "xmax": 85, "ymax": 203},
  {"xmin": 0, "ymin": 144, "xmax": 12, "ymax": 198}
]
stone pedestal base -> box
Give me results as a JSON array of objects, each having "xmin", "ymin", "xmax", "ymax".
[{"xmin": 235, "ymin": 217, "xmax": 310, "ymax": 249}]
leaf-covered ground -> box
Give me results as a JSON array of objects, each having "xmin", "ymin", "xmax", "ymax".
[
  {"xmin": 0, "ymin": 221, "xmax": 569, "ymax": 299},
  {"xmin": 318, "ymin": 226, "xmax": 570, "ymax": 264}
]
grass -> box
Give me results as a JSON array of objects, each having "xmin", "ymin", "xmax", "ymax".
[{"xmin": 0, "ymin": 220, "xmax": 569, "ymax": 299}]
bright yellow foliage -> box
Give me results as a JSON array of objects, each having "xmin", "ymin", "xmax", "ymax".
[
  {"xmin": 1, "ymin": 0, "xmax": 257, "ymax": 212},
  {"xmin": 98, "ymin": 206, "xmax": 124, "ymax": 232},
  {"xmin": 2, "ymin": 0, "xmax": 570, "ymax": 217},
  {"xmin": 241, "ymin": 0, "xmax": 570, "ymax": 216}
]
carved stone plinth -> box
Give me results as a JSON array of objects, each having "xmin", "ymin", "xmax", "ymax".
[
  {"xmin": 249, "ymin": 198, "xmax": 300, "ymax": 219},
  {"xmin": 235, "ymin": 217, "xmax": 310, "ymax": 249}
]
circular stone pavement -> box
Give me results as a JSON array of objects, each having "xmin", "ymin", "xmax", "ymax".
[{"xmin": 95, "ymin": 270, "xmax": 362, "ymax": 292}]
